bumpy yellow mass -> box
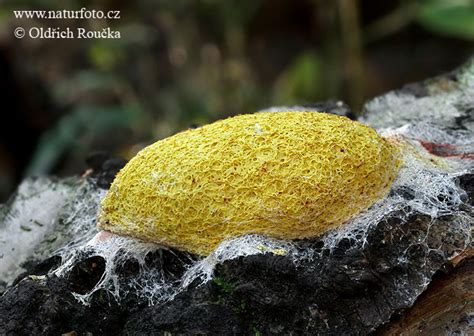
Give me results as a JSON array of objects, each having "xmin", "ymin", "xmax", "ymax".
[{"xmin": 98, "ymin": 112, "xmax": 402, "ymax": 255}]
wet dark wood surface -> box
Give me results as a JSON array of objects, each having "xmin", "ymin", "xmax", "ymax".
[{"xmin": 377, "ymin": 254, "xmax": 473, "ymax": 335}]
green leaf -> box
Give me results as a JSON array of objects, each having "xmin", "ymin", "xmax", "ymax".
[
  {"xmin": 273, "ymin": 52, "xmax": 323, "ymax": 105},
  {"xmin": 89, "ymin": 41, "xmax": 125, "ymax": 70},
  {"xmin": 25, "ymin": 104, "xmax": 144, "ymax": 176},
  {"xmin": 417, "ymin": 0, "xmax": 474, "ymax": 40}
]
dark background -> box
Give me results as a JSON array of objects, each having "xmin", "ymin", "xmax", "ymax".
[{"xmin": 0, "ymin": 0, "xmax": 473, "ymax": 201}]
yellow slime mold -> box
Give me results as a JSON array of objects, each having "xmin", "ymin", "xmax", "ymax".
[{"xmin": 98, "ymin": 112, "xmax": 402, "ymax": 255}]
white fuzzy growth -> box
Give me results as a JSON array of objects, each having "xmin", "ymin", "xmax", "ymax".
[
  {"xmin": 54, "ymin": 233, "xmax": 160, "ymax": 304},
  {"xmin": 0, "ymin": 178, "xmax": 70, "ymax": 286},
  {"xmin": 362, "ymin": 60, "xmax": 474, "ymax": 133}
]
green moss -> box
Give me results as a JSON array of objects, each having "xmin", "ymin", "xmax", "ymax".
[
  {"xmin": 213, "ymin": 277, "xmax": 235, "ymax": 294},
  {"xmin": 238, "ymin": 300, "xmax": 247, "ymax": 313},
  {"xmin": 252, "ymin": 323, "xmax": 262, "ymax": 336},
  {"xmin": 212, "ymin": 277, "xmax": 236, "ymax": 304}
]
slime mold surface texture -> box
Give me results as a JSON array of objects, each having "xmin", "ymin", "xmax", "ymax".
[{"xmin": 98, "ymin": 111, "xmax": 401, "ymax": 255}]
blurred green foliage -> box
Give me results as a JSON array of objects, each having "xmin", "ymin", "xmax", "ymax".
[
  {"xmin": 26, "ymin": 104, "xmax": 146, "ymax": 175},
  {"xmin": 274, "ymin": 52, "xmax": 324, "ymax": 104},
  {"xmin": 417, "ymin": 0, "xmax": 474, "ymax": 40},
  {"xmin": 0, "ymin": 0, "xmax": 473, "ymax": 181}
]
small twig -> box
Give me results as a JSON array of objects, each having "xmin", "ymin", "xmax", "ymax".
[
  {"xmin": 338, "ymin": 0, "xmax": 365, "ymax": 112},
  {"xmin": 364, "ymin": 2, "xmax": 420, "ymax": 44}
]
